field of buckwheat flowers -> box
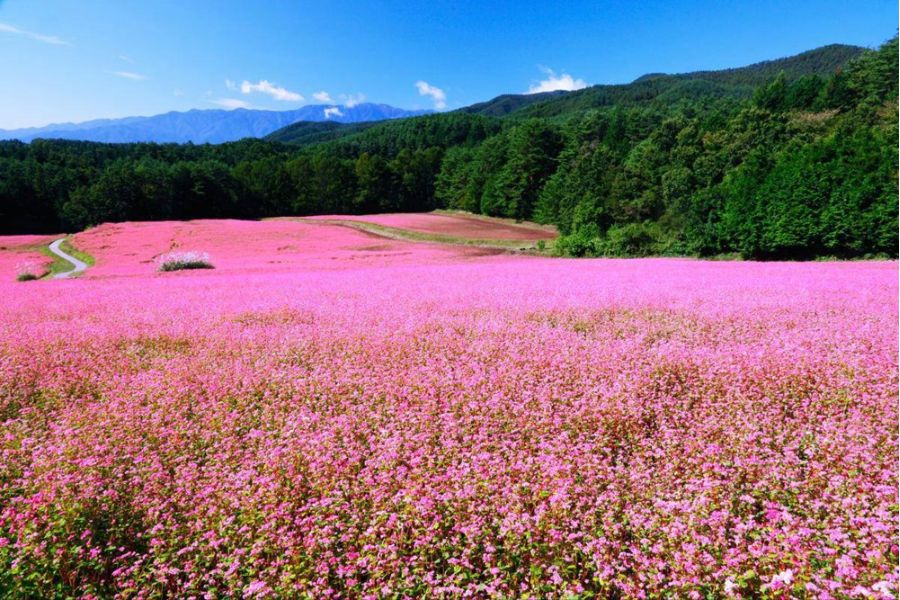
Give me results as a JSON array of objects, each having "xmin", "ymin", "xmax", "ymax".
[
  {"xmin": 0, "ymin": 235, "xmax": 55, "ymax": 282},
  {"xmin": 0, "ymin": 218, "xmax": 896, "ymax": 599}
]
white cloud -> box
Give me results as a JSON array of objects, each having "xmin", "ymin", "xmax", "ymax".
[
  {"xmin": 119, "ymin": 54, "xmax": 135, "ymax": 64},
  {"xmin": 526, "ymin": 67, "xmax": 588, "ymax": 94},
  {"xmin": 112, "ymin": 70, "xmax": 147, "ymax": 81},
  {"xmin": 0, "ymin": 22, "xmax": 69, "ymax": 46},
  {"xmin": 239, "ymin": 79, "xmax": 302, "ymax": 102},
  {"xmin": 173, "ymin": 89, "xmax": 185, "ymax": 97},
  {"xmin": 313, "ymin": 91, "xmax": 333, "ymax": 103},
  {"xmin": 324, "ymin": 107, "xmax": 344, "ymax": 119},
  {"xmin": 340, "ymin": 92, "xmax": 366, "ymax": 107},
  {"xmin": 415, "ymin": 81, "xmax": 446, "ymax": 110},
  {"xmin": 225, "ymin": 79, "xmax": 238, "ymax": 91},
  {"xmin": 212, "ymin": 98, "xmax": 251, "ymax": 110}
]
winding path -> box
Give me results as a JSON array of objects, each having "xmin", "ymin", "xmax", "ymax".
[{"xmin": 48, "ymin": 238, "xmax": 88, "ymax": 279}]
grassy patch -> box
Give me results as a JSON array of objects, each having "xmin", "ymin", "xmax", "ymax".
[
  {"xmin": 38, "ymin": 245, "xmax": 72, "ymax": 278},
  {"xmin": 60, "ymin": 238, "xmax": 95, "ymax": 266}
]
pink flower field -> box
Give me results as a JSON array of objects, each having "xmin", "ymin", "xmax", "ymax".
[
  {"xmin": 69, "ymin": 219, "xmax": 507, "ymax": 279},
  {"xmin": 0, "ymin": 219, "xmax": 897, "ymax": 598},
  {"xmin": 0, "ymin": 235, "xmax": 56, "ymax": 281}
]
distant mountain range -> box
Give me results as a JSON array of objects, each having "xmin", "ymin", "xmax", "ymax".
[{"xmin": 0, "ymin": 103, "xmax": 431, "ymax": 144}]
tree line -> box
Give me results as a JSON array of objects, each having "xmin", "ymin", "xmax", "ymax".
[{"xmin": 1, "ymin": 38, "xmax": 895, "ymax": 259}]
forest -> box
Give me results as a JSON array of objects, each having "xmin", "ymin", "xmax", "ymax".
[{"xmin": 1, "ymin": 39, "xmax": 896, "ymax": 259}]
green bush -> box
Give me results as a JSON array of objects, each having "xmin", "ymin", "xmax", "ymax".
[
  {"xmin": 598, "ymin": 223, "xmax": 659, "ymax": 257},
  {"xmin": 554, "ymin": 228, "xmax": 602, "ymax": 257}
]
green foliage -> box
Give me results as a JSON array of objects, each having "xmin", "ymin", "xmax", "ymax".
[
  {"xmin": 0, "ymin": 39, "xmax": 894, "ymax": 261},
  {"xmin": 554, "ymin": 226, "xmax": 601, "ymax": 257},
  {"xmin": 354, "ymin": 152, "xmax": 394, "ymax": 213},
  {"xmin": 676, "ymin": 43, "xmax": 864, "ymax": 86},
  {"xmin": 434, "ymin": 146, "xmax": 478, "ymax": 212},
  {"xmin": 489, "ymin": 44, "xmax": 864, "ymax": 122},
  {"xmin": 317, "ymin": 112, "xmax": 503, "ymax": 157},
  {"xmin": 600, "ymin": 222, "xmax": 669, "ymax": 257},
  {"xmin": 460, "ymin": 91, "xmax": 567, "ymax": 117},
  {"xmin": 555, "ymin": 221, "xmax": 674, "ymax": 258},
  {"xmin": 263, "ymin": 120, "xmax": 366, "ymax": 145},
  {"xmin": 477, "ymin": 120, "xmax": 563, "ymax": 219}
]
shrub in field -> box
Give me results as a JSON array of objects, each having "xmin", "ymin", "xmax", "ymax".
[
  {"xmin": 15, "ymin": 261, "xmax": 42, "ymax": 281},
  {"xmin": 156, "ymin": 250, "xmax": 214, "ymax": 272}
]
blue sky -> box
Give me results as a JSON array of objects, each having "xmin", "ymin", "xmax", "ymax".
[{"xmin": 0, "ymin": 0, "xmax": 895, "ymax": 129}]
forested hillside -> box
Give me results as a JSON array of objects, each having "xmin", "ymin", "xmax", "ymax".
[{"xmin": 1, "ymin": 40, "xmax": 895, "ymax": 259}]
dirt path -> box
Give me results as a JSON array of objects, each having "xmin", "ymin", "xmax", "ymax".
[
  {"xmin": 296, "ymin": 218, "xmax": 543, "ymax": 251},
  {"xmin": 303, "ymin": 212, "xmax": 557, "ymax": 242},
  {"xmin": 48, "ymin": 238, "xmax": 88, "ymax": 279}
]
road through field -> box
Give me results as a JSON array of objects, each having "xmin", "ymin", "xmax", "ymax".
[{"xmin": 48, "ymin": 238, "xmax": 88, "ymax": 279}]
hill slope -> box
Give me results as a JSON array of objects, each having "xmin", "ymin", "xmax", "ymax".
[
  {"xmin": 264, "ymin": 120, "xmax": 381, "ymax": 145},
  {"xmin": 507, "ymin": 43, "xmax": 867, "ymax": 119},
  {"xmin": 266, "ymin": 43, "xmax": 867, "ymax": 148},
  {"xmin": 458, "ymin": 91, "xmax": 567, "ymax": 117},
  {"xmin": 649, "ymin": 43, "xmax": 866, "ymax": 85}
]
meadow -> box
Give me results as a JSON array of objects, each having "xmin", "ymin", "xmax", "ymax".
[{"xmin": 0, "ymin": 216, "xmax": 896, "ymax": 598}]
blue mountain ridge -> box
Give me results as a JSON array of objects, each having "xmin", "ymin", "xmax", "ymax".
[{"xmin": 0, "ymin": 103, "xmax": 432, "ymax": 144}]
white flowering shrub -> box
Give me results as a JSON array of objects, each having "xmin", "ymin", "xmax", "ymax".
[
  {"xmin": 15, "ymin": 260, "xmax": 42, "ymax": 281},
  {"xmin": 156, "ymin": 251, "xmax": 214, "ymax": 272}
]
